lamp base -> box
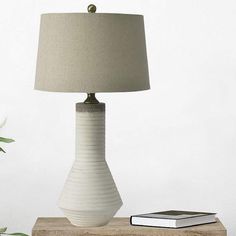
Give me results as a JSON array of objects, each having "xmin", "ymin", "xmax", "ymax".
[
  {"xmin": 61, "ymin": 209, "xmax": 118, "ymax": 227},
  {"xmin": 58, "ymin": 102, "xmax": 122, "ymax": 227}
]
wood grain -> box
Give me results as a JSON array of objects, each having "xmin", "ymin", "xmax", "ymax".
[{"xmin": 32, "ymin": 217, "xmax": 227, "ymax": 236}]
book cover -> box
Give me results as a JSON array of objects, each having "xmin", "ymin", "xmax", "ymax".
[{"xmin": 130, "ymin": 210, "xmax": 216, "ymax": 228}]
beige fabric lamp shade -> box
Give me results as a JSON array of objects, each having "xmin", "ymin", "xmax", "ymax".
[{"xmin": 35, "ymin": 13, "xmax": 150, "ymax": 93}]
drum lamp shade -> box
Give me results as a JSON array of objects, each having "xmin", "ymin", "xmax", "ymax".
[{"xmin": 35, "ymin": 13, "xmax": 150, "ymax": 93}]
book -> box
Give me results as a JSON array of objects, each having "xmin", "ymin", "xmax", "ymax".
[{"xmin": 130, "ymin": 210, "xmax": 217, "ymax": 228}]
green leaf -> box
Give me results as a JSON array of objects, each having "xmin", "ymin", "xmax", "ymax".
[
  {"xmin": 4, "ymin": 233, "xmax": 29, "ymax": 236},
  {"xmin": 0, "ymin": 147, "xmax": 6, "ymax": 153},
  {"xmin": 0, "ymin": 228, "xmax": 7, "ymax": 233},
  {"xmin": 0, "ymin": 137, "xmax": 15, "ymax": 143}
]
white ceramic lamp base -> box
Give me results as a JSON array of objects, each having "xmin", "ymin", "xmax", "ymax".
[{"xmin": 58, "ymin": 103, "xmax": 123, "ymax": 227}]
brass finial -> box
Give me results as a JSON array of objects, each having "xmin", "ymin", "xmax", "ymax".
[{"xmin": 87, "ymin": 4, "xmax": 97, "ymax": 13}]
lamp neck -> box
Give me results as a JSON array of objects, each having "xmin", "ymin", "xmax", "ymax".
[{"xmin": 84, "ymin": 93, "xmax": 99, "ymax": 104}]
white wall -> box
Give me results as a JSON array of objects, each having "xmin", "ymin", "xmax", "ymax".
[{"xmin": 0, "ymin": 0, "xmax": 235, "ymax": 235}]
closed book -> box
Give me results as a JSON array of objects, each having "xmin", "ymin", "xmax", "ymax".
[{"xmin": 130, "ymin": 210, "xmax": 216, "ymax": 228}]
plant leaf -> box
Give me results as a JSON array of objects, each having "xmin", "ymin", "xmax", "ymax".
[
  {"xmin": 0, "ymin": 147, "xmax": 6, "ymax": 153},
  {"xmin": 4, "ymin": 233, "xmax": 29, "ymax": 236},
  {"xmin": 0, "ymin": 137, "xmax": 15, "ymax": 143},
  {"xmin": 0, "ymin": 228, "xmax": 7, "ymax": 233}
]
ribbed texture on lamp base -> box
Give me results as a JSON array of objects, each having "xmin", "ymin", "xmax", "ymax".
[{"xmin": 58, "ymin": 103, "xmax": 122, "ymax": 227}]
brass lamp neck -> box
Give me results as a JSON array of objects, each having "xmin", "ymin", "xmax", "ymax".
[{"xmin": 84, "ymin": 93, "xmax": 99, "ymax": 104}]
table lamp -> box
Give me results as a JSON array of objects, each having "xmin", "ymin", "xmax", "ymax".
[{"xmin": 35, "ymin": 4, "xmax": 150, "ymax": 227}]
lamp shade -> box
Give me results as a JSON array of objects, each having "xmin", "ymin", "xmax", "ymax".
[{"xmin": 35, "ymin": 13, "xmax": 149, "ymax": 93}]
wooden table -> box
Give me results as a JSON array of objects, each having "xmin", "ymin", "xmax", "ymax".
[{"xmin": 32, "ymin": 217, "xmax": 227, "ymax": 236}]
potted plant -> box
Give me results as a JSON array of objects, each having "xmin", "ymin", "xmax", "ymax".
[{"xmin": 0, "ymin": 118, "xmax": 28, "ymax": 236}]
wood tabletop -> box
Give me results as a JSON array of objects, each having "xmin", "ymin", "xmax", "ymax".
[{"xmin": 32, "ymin": 217, "xmax": 227, "ymax": 236}]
